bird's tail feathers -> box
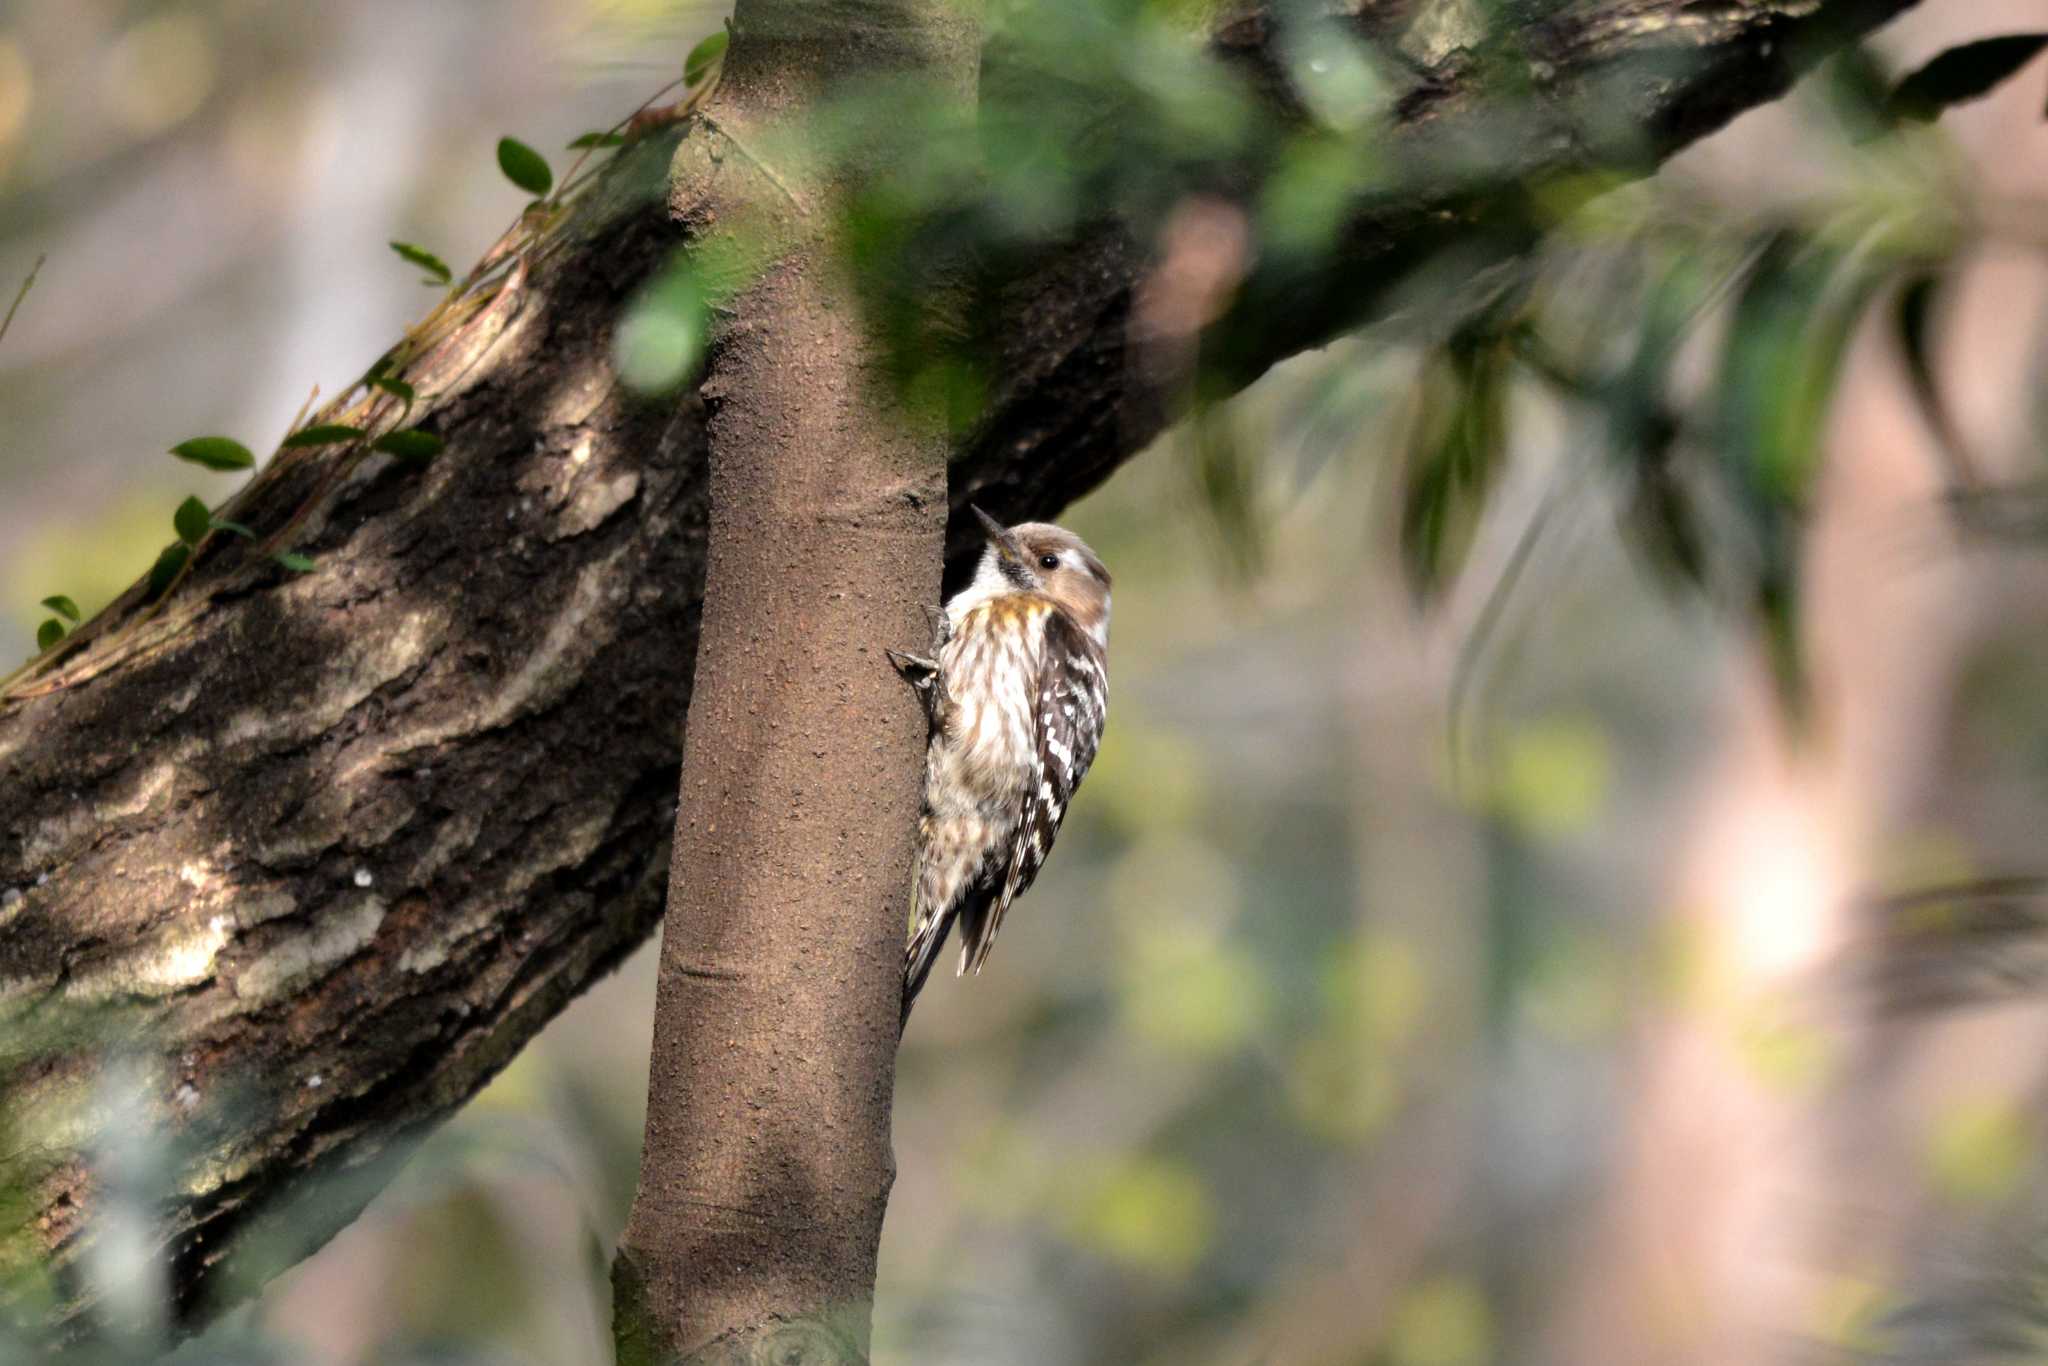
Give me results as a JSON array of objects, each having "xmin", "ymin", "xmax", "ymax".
[{"xmin": 903, "ymin": 901, "xmax": 953, "ymax": 1023}]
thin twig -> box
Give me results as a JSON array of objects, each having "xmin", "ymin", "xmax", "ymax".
[
  {"xmin": 0, "ymin": 254, "xmax": 43, "ymax": 349},
  {"xmin": 702, "ymin": 112, "xmax": 810, "ymax": 215}
]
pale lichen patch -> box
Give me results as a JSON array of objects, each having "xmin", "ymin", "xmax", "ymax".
[
  {"xmin": 398, "ymin": 940, "xmax": 450, "ymax": 974},
  {"xmin": 234, "ymin": 896, "xmax": 386, "ymax": 1001},
  {"xmin": 22, "ymin": 759, "xmax": 180, "ymax": 867},
  {"xmin": 545, "ymin": 361, "xmax": 614, "ymax": 429},
  {"xmin": 219, "ymin": 608, "xmax": 443, "ymax": 749},
  {"xmin": 61, "ymin": 915, "xmax": 234, "ymax": 1002},
  {"xmin": 233, "ymin": 887, "xmax": 299, "ymax": 930},
  {"xmin": 501, "ymin": 794, "xmax": 619, "ymax": 897},
  {"xmin": 554, "ymin": 471, "xmax": 641, "ymax": 539}
]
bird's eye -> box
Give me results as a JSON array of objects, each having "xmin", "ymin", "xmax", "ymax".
[{"xmin": 1038, "ymin": 553, "xmax": 1059, "ymax": 570}]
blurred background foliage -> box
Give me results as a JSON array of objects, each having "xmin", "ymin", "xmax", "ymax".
[{"xmin": 7, "ymin": 0, "xmax": 2048, "ymax": 1363}]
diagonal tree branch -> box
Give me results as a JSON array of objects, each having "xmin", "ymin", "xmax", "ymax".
[{"xmin": 0, "ymin": 0, "xmax": 1918, "ymax": 1340}]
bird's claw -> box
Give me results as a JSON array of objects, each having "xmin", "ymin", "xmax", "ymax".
[
  {"xmin": 889, "ymin": 604, "xmax": 951, "ymax": 727},
  {"xmin": 886, "ymin": 649, "xmax": 940, "ymax": 689}
]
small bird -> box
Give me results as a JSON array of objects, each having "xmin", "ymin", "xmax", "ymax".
[{"xmin": 890, "ymin": 507, "xmax": 1112, "ymax": 1017}]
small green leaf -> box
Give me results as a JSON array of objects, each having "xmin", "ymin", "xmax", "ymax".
[
  {"xmin": 149, "ymin": 544, "xmax": 191, "ymax": 597},
  {"xmin": 1716, "ymin": 237, "xmax": 1880, "ymax": 508},
  {"xmin": 1887, "ymin": 33, "xmax": 2048, "ymax": 123},
  {"xmin": 685, "ymin": 30, "xmax": 729, "ymax": 88},
  {"xmin": 567, "ymin": 131, "xmax": 626, "ymax": 149},
  {"xmin": 371, "ymin": 376, "xmax": 416, "ymax": 407},
  {"xmin": 174, "ymin": 495, "xmax": 212, "ymax": 546},
  {"xmin": 209, "ymin": 517, "xmax": 257, "ymax": 539},
  {"xmin": 496, "ymin": 137, "xmax": 554, "ymax": 197},
  {"xmin": 1399, "ymin": 335, "xmax": 1509, "ymax": 603},
  {"xmin": 170, "ymin": 436, "xmax": 255, "ymax": 471},
  {"xmin": 36, "ymin": 620, "xmax": 63, "ymax": 652},
  {"xmin": 275, "ymin": 551, "xmax": 317, "ymax": 573},
  {"xmin": 389, "ymin": 241, "xmax": 453, "ymax": 286},
  {"xmin": 39, "ymin": 595, "xmax": 79, "ymax": 622},
  {"xmin": 372, "ymin": 429, "xmax": 443, "ymax": 461},
  {"xmin": 1895, "ymin": 272, "xmax": 1974, "ymax": 488},
  {"xmin": 281, "ymin": 424, "xmax": 366, "ymax": 449}
]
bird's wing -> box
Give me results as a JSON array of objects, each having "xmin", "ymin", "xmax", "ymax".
[{"xmin": 960, "ymin": 610, "xmax": 1106, "ymax": 975}]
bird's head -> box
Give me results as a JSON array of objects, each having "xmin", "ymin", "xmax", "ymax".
[{"xmin": 969, "ymin": 505, "xmax": 1112, "ymax": 643}]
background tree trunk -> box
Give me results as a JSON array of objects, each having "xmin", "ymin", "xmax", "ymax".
[
  {"xmin": 609, "ymin": 2, "xmax": 978, "ymax": 1361},
  {"xmin": 0, "ymin": 0, "xmax": 1917, "ymax": 1343}
]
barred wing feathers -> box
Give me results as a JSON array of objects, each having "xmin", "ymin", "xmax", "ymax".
[{"xmin": 960, "ymin": 608, "xmax": 1107, "ymax": 975}]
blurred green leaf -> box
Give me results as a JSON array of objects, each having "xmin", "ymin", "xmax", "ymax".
[
  {"xmin": 1716, "ymin": 237, "xmax": 1876, "ymax": 508},
  {"xmin": 1189, "ymin": 404, "xmax": 1264, "ymax": 579},
  {"xmin": 1058, "ymin": 1155, "xmax": 1215, "ymax": 1277},
  {"xmin": 1928, "ymin": 1099, "xmax": 2034, "ymax": 1205},
  {"xmin": 1823, "ymin": 44, "xmax": 1899, "ymax": 141},
  {"xmin": 1390, "ymin": 1276, "xmax": 1494, "ymax": 1366},
  {"xmin": 1606, "ymin": 251, "xmax": 1729, "ymax": 590},
  {"xmin": 616, "ymin": 255, "xmax": 711, "ymax": 394},
  {"xmin": 38, "ymin": 595, "xmax": 79, "ymax": 622},
  {"xmin": 173, "ymin": 496, "xmax": 211, "ymax": 546},
  {"xmin": 496, "ymin": 137, "xmax": 554, "ymax": 197},
  {"xmin": 148, "ymin": 544, "xmax": 190, "ymax": 597},
  {"xmin": 35, "ymin": 620, "xmax": 62, "ymax": 652},
  {"xmin": 209, "ymin": 517, "xmax": 257, "ymax": 539},
  {"xmin": 388, "ymin": 241, "xmax": 453, "ymax": 286},
  {"xmin": 1895, "ymin": 271, "xmax": 1976, "ymax": 489},
  {"xmin": 281, "ymin": 424, "xmax": 365, "ymax": 449},
  {"xmin": 567, "ymin": 130, "xmax": 626, "ymax": 149},
  {"xmin": 1714, "ymin": 235, "xmax": 1883, "ymax": 721},
  {"xmin": 1622, "ymin": 464, "xmax": 1709, "ymax": 592},
  {"xmin": 372, "ymin": 430, "xmax": 443, "ymax": 461},
  {"xmin": 685, "ymin": 30, "xmax": 729, "ymax": 88},
  {"xmin": 1399, "ymin": 335, "xmax": 1509, "ymax": 603},
  {"xmin": 371, "ymin": 376, "xmax": 417, "ymax": 407},
  {"xmin": 169, "ymin": 437, "xmax": 254, "ymax": 472},
  {"xmin": 1886, "ymin": 33, "xmax": 2048, "ymax": 123},
  {"xmin": 274, "ymin": 552, "xmax": 316, "ymax": 573}
]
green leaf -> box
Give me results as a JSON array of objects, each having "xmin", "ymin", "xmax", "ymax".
[
  {"xmin": 1824, "ymin": 44, "xmax": 1899, "ymax": 141},
  {"xmin": 567, "ymin": 131, "xmax": 625, "ymax": 149},
  {"xmin": 371, "ymin": 376, "xmax": 416, "ymax": 407},
  {"xmin": 1887, "ymin": 33, "xmax": 2048, "ymax": 123},
  {"xmin": 1895, "ymin": 272, "xmax": 1974, "ymax": 488},
  {"xmin": 209, "ymin": 517, "xmax": 257, "ymax": 539},
  {"xmin": 617, "ymin": 255, "xmax": 711, "ymax": 394},
  {"xmin": 1398, "ymin": 336, "xmax": 1509, "ymax": 603},
  {"xmin": 39, "ymin": 595, "xmax": 79, "ymax": 622},
  {"xmin": 148, "ymin": 544, "xmax": 191, "ymax": 597},
  {"xmin": 389, "ymin": 241, "xmax": 453, "ymax": 286},
  {"xmin": 372, "ymin": 429, "xmax": 443, "ymax": 461},
  {"xmin": 496, "ymin": 137, "xmax": 554, "ymax": 197},
  {"xmin": 1189, "ymin": 404, "xmax": 1264, "ymax": 580},
  {"xmin": 1716, "ymin": 238, "xmax": 1881, "ymax": 508},
  {"xmin": 1714, "ymin": 237, "xmax": 1884, "ymax": 729},
  {"xmin": 170, "ymin": 436, "xmax": 255, "ymax": 471},
  {"xmin": 684, "ymin": 30, "xmax": 729, "ymax": 88},
  {"xmin": 281, "ymin": 424, "xmax": 366, "ymax": 448},
  {"xmin": 274, "ymin": 552, "xmax": 316, "ymax": 573},
  {"xmin": 173, "ymin": 495, "xmax": 212, "ymax": 546},
  {"xmin": 36, "ymin": 619, "xmax": 63, "ymax": 651}
]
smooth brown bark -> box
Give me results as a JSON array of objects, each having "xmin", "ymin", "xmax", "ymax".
[
  {"xmin": 610, "ymin": 2, "xmax": 977, "ymax": 1360},
  {"xmin": 0, "ymin": 0, "xmax": 1917, "ymax": 1344}
]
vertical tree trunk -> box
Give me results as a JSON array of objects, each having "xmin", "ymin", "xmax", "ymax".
[{"xmin": 611, "ymin": 3, "xmax": 980, "ymax": 1362}]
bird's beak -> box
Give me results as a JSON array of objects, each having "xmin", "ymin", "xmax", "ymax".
[{"xmin": 970, "ymin": 504, "xmax": 1022, "ymax": 562}]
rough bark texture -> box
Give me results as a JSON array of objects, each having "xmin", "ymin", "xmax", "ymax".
[
  {"xmin": 0, "ymin": 0, "xmax": 1917, "ymax": 1342},
  {"xmin": 609, "ymin": 2, "xmax": 976, "ymax": 1361}
]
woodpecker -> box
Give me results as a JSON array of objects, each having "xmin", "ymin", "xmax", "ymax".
[{"xmin": 889, "ymin": 506, "xmax": 1112, "ymax": 1017}]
